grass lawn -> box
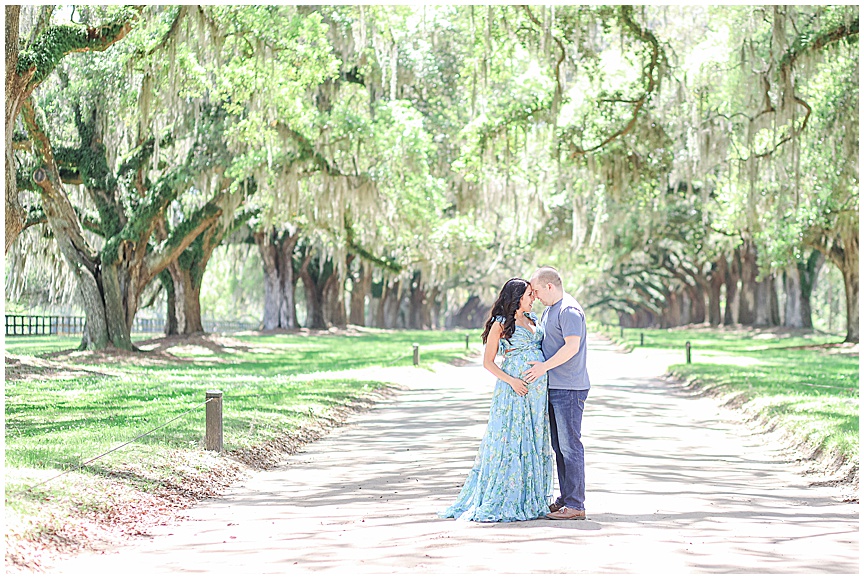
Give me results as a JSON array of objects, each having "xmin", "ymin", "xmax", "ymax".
[
  {"xmin": 4, "ymin": 329, "xmax": 477, "ymax": 566},
  {"xmin": 601, "ymin": 325, "xmax": 859, "ymax": 467},
  {"xmin": 5, "ymin": 329, "xmax": 477, "ymax": 470}
]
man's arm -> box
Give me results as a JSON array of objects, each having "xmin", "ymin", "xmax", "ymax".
[{"xmin": 522, "ymin": 335, "xmax": 581, "ymax": 382}]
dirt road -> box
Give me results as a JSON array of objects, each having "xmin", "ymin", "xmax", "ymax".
[{"xmin": 47, "ymin": 336, "xmax": 859, "ymax": 574}]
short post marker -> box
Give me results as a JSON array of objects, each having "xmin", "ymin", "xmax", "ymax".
[{"xmin": 205, "ymin": 390, "xmax": 223, "ymax": 453}]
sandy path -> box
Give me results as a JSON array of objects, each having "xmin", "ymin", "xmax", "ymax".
[{"xmin": 46, "ymin": 336, "xmax": 858, "ymax": 574}]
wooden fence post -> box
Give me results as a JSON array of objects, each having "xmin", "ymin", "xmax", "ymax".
[
  {"xmin": 413, "ymin": 343, "xmax": 420, "ymax": 366},
  {"xmin": 685, "ymin": 341, "xmax": 692, "ymax": 364},
  {"xmin": 465, "ymin": 333, "xmax": 470, "ymax": 349},
  {"xmin": 205, "ymin": 390, "xmax": 223, "ymax": 453}
]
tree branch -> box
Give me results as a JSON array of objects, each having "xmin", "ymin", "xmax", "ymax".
[
  {"xmin": 143, "ymin": 199, "xmax": 224, "ymax": 283},
  {"xmin": 569, "ymin": 6, "xmax": 665, "ymax": 158},
  {"xmin": 17, "ymin": 6, "xmax": 143, "ymax": 89},
  {"xmin": 20, "ymin": 97, "xmax": 100, "ymax": 270},
  {"xmin": 145, "ymin": 6, "xmax": 187, "ymax": 57},
  {"xmin": 733, "ymin": 96, "xmax": 813, "ymax": 161},
  {"xmin": 778, "ymin": 15, "xmax": 859, "ymax": 72},
  {"xmin": 22, "ymin": 206, "xmax": 46, "ymax": 230},
  {"xmin": 520, "ymin": 5, "xmax": 567, "ymax": 111}
]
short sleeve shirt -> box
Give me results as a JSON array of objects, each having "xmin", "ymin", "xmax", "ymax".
[{"xmin": 540, "ymin": 292, "xmax": 590, "ymax": 390}]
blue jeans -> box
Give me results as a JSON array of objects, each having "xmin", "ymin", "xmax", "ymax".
[{"xmin": 548, "ymin": 388, "xmax": 588, "ymax": 511}]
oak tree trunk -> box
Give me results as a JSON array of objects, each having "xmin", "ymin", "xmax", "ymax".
[
  {"xmin": 160, "ymin": 270, "xmax": 179, "ymax": 335},
  {"xmin": 167, "ymin": 262, "xmax": 204, "ymax": 334},
  {"xmin": 784, "ymin": 250, "xmax": 825, "ymax": 329},
  {"xmin": 783, "ymin": 266, "xmax": 804, "ymax": 328},
  {"xmin": 738, "ymin": 241, "xmax": 758, "ymax": 325},
  {"xmin": 723, "ymin": 251, "xmax": 740, "ymax": 326},
  {"xmin": 4, "ymin": 6, "xmax": 26, "ymax": 253},
  {"xmin": 660, "ymin": 291, "xmax": 682, "ymax": 328},
  {"xmin": 379, "ymin": 280, "xmax": 402, "ymax": 328},
  {"xmin": 298, "ymin": 251, "xmax": 331, "ymax": 329},
  {"xmin": 827, "ymin": 226, "xmax": 859, "ymax": 343},
  {"xmin": 686, "ymin": 281, "xmax": 706, "ymax": 325},
  {"xmin": 423, "ymin": 287, "xmax": 440, "ymax": 329},
  {"xmin": 707, "ymin": 256, "xmax": 726, "ymax": 326},
  {"xmin": 255, "ymin": 229, "xmax": 300, "ymax": 330},
  {"xmin": 349, "ymin": 261, "xmax": 372, "ymax": 326},
  {"xmin": 754, "ymin": 273, "xmax": 779, "ymax": 326},
  {"xmin": 798, "ymin": 251, "xmax": 824, "ymax": 330},
  {"xmin": 322, "ymin": 268, "xmax": 347, "ymax": 327},
  {"xmin": 408, "ymin": 271, "xmax": 427, "ymax": 329}
]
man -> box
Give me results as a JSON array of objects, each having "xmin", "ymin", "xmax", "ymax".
[{"xmin": 523, "ymin": 266, "xmax": 590, "ymax": 520}]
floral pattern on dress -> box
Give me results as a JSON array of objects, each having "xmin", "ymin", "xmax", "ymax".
[{"xmin": 439, "ymin": 312, "xmax": 554, "ymax": 522}]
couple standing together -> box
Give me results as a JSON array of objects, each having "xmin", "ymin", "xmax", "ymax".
[{"xmin": 440, "ymin": 266, "xmax": 590, "ymax": 522}]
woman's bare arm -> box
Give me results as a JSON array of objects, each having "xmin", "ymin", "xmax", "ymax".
[{"xmin": 483, "ymin": 322, "xmax": 529, "ymax": 396}]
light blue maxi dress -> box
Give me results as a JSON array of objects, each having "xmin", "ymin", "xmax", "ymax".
[{"xmin": 439, "ymin": 313, "xmax": 554, "ymax": 522}]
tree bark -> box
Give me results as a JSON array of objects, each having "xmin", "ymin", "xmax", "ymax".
[
  {"xmin": 349, "ymin": 260, "xmax": 372, "ymax": 326},
  {"xmin": 826, "ymin": 225, "xmax": 859, "ymax": 343},
  {"xmin": 707, "ymin": 256, "xmax": 726, "ymax": 326},
  {"xmin": 21, "ymin": 98, "xmax": 109, "ymax": 348},
  {"xmin": 783, "ymin": 266, "xmax": 804, "ymax": 328},
  {"xmin": 408, "ymin": 270, "xmax": 427, "ymax": 329},
  {"xmin": 799, "ymin": 250, "xmax": 824, "ymax": 329},
  {"xmin": 322, "ymin": 267, "xmax": 347, "ymax": 327},
  {"xmin": 783, "ymin": 250, "xmax": 825, "ymax": 328},
  {"xmin": 380, "ymin": 280, "xmax": 402, "ymax": 328},
  {"xmin": 738, "ymin": 241, "xmax": 758, "ymax": 325},
  {"xmin": 685, "ymin": 280, "xmax": 706, "ymax": 324},
  {"xmin": 255, "ymin": 228, "xmax": 300, "ymax": 330},
  {"xmin": 724, "ymin": 251, "xmax": 740, "ymax": 325},
  {"xmin": 159, "ymin": 270, "xmax": 179, "ymax": 335},
  {"xmin": 167, "ymin": 262, "xmax": 203, "ymax": 334},
  {"xmin": 423, "ymin": 286, "xmax": 439, "ymax": 329},
  {"xmin": 661, "ymin": 291, "xmax": 682, "ymax": 328},
  {"xmin": 754, "ymin": 273, "xmax": 779, "ymax": 326},
  {"xmin": 5, "ymin": 6, "xmax": 27, "ymax": 253},
  {"xmin": 297, "ymin": 251, "xmax": 331, "ymax": 329}
]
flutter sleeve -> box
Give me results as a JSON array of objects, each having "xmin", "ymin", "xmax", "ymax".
[{"xmin": 492, "ymin": 315, "xmax": 508, "ymax": 356}]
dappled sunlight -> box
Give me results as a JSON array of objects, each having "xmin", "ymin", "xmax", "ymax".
[
  {"xmin": 47, "ymin": 350, "xmax": 858, "ymax": 575},
  {"xmin": 692, "ymin": 351, "xmax": 763, "ymax": 366}
]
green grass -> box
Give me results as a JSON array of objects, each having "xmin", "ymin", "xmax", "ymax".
[
  {"xmin": 603, "ymin": 325, "xmax": 859, "ymax": 464},
  {"xmin": 3, "ymin": 333, "xmax": 155, "ymax": 356},
  {"xmin": 4, "ymin": 329, "xmax": 477, "ymax": 497}
]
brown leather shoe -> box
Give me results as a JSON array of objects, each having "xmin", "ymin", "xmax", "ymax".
[
  {"xmin": 549, "ymin": 500, "xmax": 563, "ymax": 513},
  {"xmin": 545, "ymin": 507, "xmax": 586, "ymax": 520}
]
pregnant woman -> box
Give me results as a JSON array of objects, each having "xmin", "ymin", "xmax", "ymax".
[{"xmin": 439, "ymin": 278, "xmax": 554, "ymax": 522}]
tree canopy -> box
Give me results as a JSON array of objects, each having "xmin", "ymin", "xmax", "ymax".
[{"xmin": 5, "ymin": 4, "xmax": 859, "ymax": 346}]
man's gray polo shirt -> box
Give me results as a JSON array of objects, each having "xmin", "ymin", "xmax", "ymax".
[{"xmin": 540, "ymin": 292, "xmax": 590, "ymax": 390}]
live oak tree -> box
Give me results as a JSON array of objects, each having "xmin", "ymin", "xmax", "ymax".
[
  {"xmin": 6, "ymin": 5, "xmax": 858, "ymax": 342},
  {"xmin": 5, "ymin": 5, "xmax": 139, "ymax": 254}
]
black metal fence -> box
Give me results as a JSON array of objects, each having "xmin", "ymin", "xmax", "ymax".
[
  {"xmin": 5, "ymin": 315, "xmax": 260, "ymax": 336},
  {"xmin": 5, "ymin": 315, "xmax": 86, "ymax": 336},
  {"xmin": 203, "ymin": 319, "xmax": 259, "ymax": 332}
]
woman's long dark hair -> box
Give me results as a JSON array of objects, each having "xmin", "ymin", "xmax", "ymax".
[{"xmin": 481, "ymin": 278, "xmax": 529, "ymax": 344}]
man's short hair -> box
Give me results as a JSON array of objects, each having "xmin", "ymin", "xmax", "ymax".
[{"xmin": 533, "ymin": 266, "xmax": 563, "ymax": 289}]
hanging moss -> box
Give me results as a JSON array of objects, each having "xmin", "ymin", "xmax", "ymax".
[
  {"xmin": 778, "ymin": 15, "xmax": 859, "ymax": 72},
  {"xmin": 16, "ymin": 8, "xmax": 138, "ymax": 87}
]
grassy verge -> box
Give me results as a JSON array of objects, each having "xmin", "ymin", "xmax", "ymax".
[
  {"xmin": 600, "ymin": 325, "xmax": 858, "ymax": 478},
  {"xmin": 4, "ymin": 328, "xmax": 477, "ymax": 569}
]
